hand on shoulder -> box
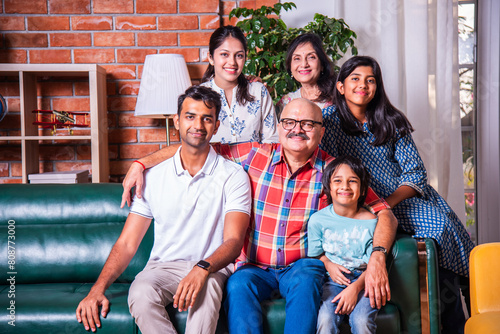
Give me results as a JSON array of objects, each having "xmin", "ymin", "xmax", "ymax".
[{"xmin": 355, "ymin": 207, "xmax": 377, "ymax": 220}]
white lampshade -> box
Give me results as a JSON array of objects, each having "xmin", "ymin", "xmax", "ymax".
[{"xmin": 134, "ymin": 54, "xmax": 191, "ymax": 118}]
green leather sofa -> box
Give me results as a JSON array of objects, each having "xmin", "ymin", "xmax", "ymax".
[{"xmin": 0, "ymin": 184, "xmax": 440, "ymax": 334}]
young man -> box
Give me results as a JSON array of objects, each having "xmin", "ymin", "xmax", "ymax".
[
  {"xmin": 76, "ymin": 86, "xmax": 251, "ymax": 334},
  {"xmin": 121, "ymin": 99, "xmax": 397, "ymax": 333}
]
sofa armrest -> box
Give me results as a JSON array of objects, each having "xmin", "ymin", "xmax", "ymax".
[{"xmin": 417, "ymin": 238, "xmax": 440, "ymax": 334}]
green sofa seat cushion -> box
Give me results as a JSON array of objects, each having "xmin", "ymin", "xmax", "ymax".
[{"xmin": 0, "ymin": 283, "xmax": 135, "ymax": 334}]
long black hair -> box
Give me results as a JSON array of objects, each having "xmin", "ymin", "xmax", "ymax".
[
  {"xmin": 322, "ymin": 155, "xmax": 370, "ymax": 210},
  {"xmin": 334, "ymin": 56, "xmax": 413, "ymax": 146},
  {"xmin": 201, "ymin": 25, "xmax": 254, "ymax": 105},
  {"xmin": 285, "ymin": 33, "xmax": 335, "ymax": 104}
]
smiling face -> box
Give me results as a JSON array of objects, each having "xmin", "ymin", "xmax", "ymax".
[
  {"xmin": 336, "ymin": 65, "xmax": 377, "ymax": 113},
  {"xmin": 279, "ymin": 98, "xmax": 325, "ymax": 161},
  {"xmin": 174, "ymin": 97, "xmax": 220, "ymax": 150},
  {"xmin": 208, "ymin": 36, "xmax": 246, "ymax": 88},
  {"xmin": 290, "ymin": 42, "xmax": 322, "ymax": 86},
  {"xmin": 329, "ymin": 163, "xmax": 363, "ymax": 210}
]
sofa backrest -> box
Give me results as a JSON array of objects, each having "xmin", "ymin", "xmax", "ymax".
[{"xmin": 0, "ymin": 184, "xmax": 153, "ymax": 284}]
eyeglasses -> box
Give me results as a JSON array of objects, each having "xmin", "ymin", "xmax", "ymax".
[{"xmin": 280, "ymin": 118, "xmax": 323, "ymax": 132}]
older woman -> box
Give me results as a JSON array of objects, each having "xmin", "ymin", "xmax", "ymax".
[{"xmin": 277, "ymin": 33, "xmax": 335, "ymax": 113}]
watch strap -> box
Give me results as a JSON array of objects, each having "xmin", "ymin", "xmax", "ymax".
[{"xmin": 371, "ymin": 246, "xmax": 387, "ymax": 255}]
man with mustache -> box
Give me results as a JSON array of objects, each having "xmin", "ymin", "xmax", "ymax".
[{"xmin": 121, "ymin": 98, "xmax": 397, "ymax": 333}]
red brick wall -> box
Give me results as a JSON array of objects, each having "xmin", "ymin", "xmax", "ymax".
[{"xmin": 0, "ymin": 0, "xmax": 278, "ymax": 183}]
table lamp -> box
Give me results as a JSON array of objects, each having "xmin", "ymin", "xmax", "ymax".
[{"xmin": 134, "ymin": 54, "xmax": 191, "ymax": 146}]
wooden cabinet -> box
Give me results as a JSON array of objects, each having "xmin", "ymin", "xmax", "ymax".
[{"xmin": 0, "ymin": 64, "xmax": 109, "ymax": 183}]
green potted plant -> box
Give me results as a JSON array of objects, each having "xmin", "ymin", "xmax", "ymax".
[{"xmin": 230, "ymin": 2, "xmax": 358, "ymax": 102}]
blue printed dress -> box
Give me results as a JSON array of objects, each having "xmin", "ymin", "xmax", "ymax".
[{"xmin": 320, "ymin": 105, "xmax": 474, "ymax": 277}]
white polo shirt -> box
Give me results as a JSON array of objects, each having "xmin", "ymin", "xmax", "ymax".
[{"xmin": 130, "ymin": 146, "xmax": 251, "ymax": 263}]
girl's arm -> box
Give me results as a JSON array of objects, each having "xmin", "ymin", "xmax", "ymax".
[
  {"xmin": 121, "ymin": 144, "xmax": 180, "ymax": 208},
  {"xmin": 385, "ymin": 133, "xmax": 428, "ymax": 207},
  {"xmin": 332, "ymin": 271, "xmax": 366, "ymax": 315},
  {"xmin": 259, "ymin": 84, "xmax": 279, "ymax": 143},
  {"xmin": 385, "ymin": 185, "xmax": 418, "ymax": 208}
]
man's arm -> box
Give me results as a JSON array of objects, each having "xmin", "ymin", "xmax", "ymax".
[
  {"xmin": 121, "ymin": 144, "xmax": 180, "ymax": 208},
  {"xmin": 173, "ymin": 211, "xmax": 250, "ymax": 311},
  {"xmin": 364, "ymin": 208, "xmax": 398, "ymax": 309},
  {"xmin": 121, "ymin": 142, "xmax": 256, "ymax": 208},
  {"xmin": 76, "ymin": 214, "xmax": 152, "ymax": 332}
]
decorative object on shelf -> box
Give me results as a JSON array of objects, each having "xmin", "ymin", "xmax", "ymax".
[
  {"xmin": 0, "ymin": 63, "xmax": 108, "ymax": 183},
  {"xmin": 0, "ymin": 93, "xmax": 7, "ymax": 122},
  {"xmin": 28, "ymin": 170, "xmax": 90, "ymax": 184},
  {"xmin": 33, "ymin": 109, "xmax": 90, "ymax": 135},
  {"xmin": 134, "ymin": 54, "xmax": 191, "ymax": 146}
]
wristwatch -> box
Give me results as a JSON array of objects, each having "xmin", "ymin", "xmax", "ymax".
[
  {"xmin": 371, "ymin": 246, "xmax": 388, "ymax": 255},
  {"xmin": 195, "ymin": 260, "xmax": 211, "ymax": 272}
]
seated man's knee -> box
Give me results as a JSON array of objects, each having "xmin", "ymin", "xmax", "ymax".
[
  {"xmin": 288, "ymin": 258, "xmax": 325, "ymax": 287},
  {"xmin": 225, "ymin": 268, "xmax": 258, "ymax": 296},
  {"xmin": 202, "ymin": 273, "xmax": 226, "ymax": 302},
  {"xmin": 128, "ymin": 278, "xmax": 163, "ymax": 313}
]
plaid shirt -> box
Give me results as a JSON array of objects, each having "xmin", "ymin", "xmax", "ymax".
[{"xmin": 215, "ymin": 142, "xmax": 388, "ymax": 269}]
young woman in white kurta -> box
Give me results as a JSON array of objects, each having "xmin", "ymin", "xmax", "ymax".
[{"xmin": 202, "ymin": 26, "xmax": 278, "ymax": 144}]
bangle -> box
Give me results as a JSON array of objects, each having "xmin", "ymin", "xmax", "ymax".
[{"xmin": 133, "ymin": 160, "xmax": 146, "ymax": 170}]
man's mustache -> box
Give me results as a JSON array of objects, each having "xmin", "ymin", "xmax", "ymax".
[{"xmin": 286, "ymin": 132, "xmax": 310, "ymax": 140}]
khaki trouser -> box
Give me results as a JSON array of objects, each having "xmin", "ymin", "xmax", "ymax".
[{"xmin": 128, "ymin": 260, "xmax": 233, "ymax": 334}]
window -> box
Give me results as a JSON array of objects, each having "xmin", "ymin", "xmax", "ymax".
[{"xmin": 458, "ymin": 0, "xmax": 477, "ymax": 243}]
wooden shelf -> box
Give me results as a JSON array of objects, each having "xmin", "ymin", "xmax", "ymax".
[{"xmin": 0, "ymin": 64, "xmax": 109, "ymax": 183}]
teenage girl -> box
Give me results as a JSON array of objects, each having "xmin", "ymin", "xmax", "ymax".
[
  {"xmin": 201, "ymin": 25, "xmax": 278, "ymax": 144},
  {"xmin": 308, "ymin": 155, "xmax": 379, "ymax": 334},
  {"xmin": 321, "ymin": 55, "xmax": 474, "ymax": 334}
]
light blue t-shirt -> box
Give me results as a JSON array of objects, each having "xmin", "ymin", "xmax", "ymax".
[{"xmin": 308, "ymin": 204, "xmax": 378, "ymax": 271}]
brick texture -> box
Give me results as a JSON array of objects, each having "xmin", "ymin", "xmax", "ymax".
[
  {"xmin": 158, "ymin": 16, "xmax": 198, "ymax": 30},
  {"xmin": 116, "ymin": 16, "xmax": 157, "ymax": 30},
  {"xmin": 0, "ymin": 0, "xmax": 279, "ymax": 183},
  {"xmin": 94, "ymin": 32, "xmax": 135, "ymax": 46},
  {"xmin": 29, "ymin": 50, "xmax": 72, "ymax": 63},
  {"xmin": 179, "ymin": 32, "xmax": 212, "ymax": 46},
  {"xmin": 137, "ymin": 32, "xmax": 177, "ymax": 46},
  {"xmin": 5, "ymin": 0, "xmax": 47, "ymax": 14},
  {"xmin": 72, "ymin": 16, "xmax": 113, "ymax": 30},
  {"xmin": 179, "ymin": 0, "xmax": 219, "ymax": 13},
  {"xmin": 74, "ymin": 49, "xmax": 116, "ymax": 63},
  {"xmin": 49, "ymin": 0, "xmax": 91, "ymax": 14},
  {"xmin": 27, "ymin": 16, "xmax": 70, "ymax": 31},
  {"xmin": 136, "ymin": 0, "xmax": 176, "ymax": 14},
  {"xmin": 5, "ymin": 33, "xmax": 48, "ymax": 48},
  {"xmin": 50, "ymin": 33, "xmax": 92, "ymax": 47},
  {"xmin": 0, "ymin": 17, "xmax": 26, "ymax": 30},
  {"xmin": 93, "ymin": 0, "xmax": 134, "ymax": 14}
]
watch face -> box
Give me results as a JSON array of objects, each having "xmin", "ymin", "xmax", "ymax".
[{"xmin": 196, "ymin": 260, "xmax": 210, "ymax": 270}]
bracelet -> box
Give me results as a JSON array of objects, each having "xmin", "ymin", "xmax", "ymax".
[
  {"xmin": 133, "ymin": 160, "xmax": 146, "ymax": 170},
  {"xmin": 371, "ymin": 246, "xmax": 387, "ymax": 255}
]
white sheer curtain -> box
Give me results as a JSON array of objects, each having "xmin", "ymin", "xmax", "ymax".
[{"xmin": 282, "ymin": 0, "xmax": 465, "ymax": 220}]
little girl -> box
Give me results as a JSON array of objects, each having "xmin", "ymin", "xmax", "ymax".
[
  {"xmin": 308, "ymin": 155, "xmax": 379, "ymax": 334},
  {"xmin": 201, "ymin": 25, "xmax": 278, "ymax": 144},
  {"xmin": 321, "ymin": 55, "xmax": 474, "ymax": 333}
]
